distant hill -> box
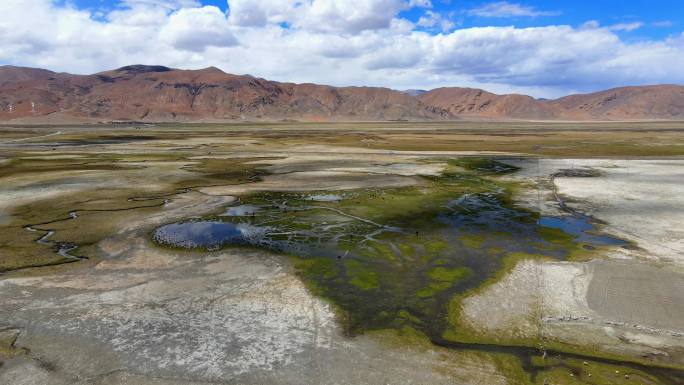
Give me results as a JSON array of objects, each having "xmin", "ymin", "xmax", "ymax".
[
  {"xmin": 401, "ymin": 89, "xmax": 428, "ymax": 96},
  {"xmin": 417, "ymin": 87, "xmax": 556, "ymax": 120},
  {"xmin": 1, "ymin": 65, "xmax": 683, "ymax": 122},
  {"xmin": 548, "ymin": 85, "xmax": 684, "ymax": 120},
  {"xmin": 0, "ymin": 66, "xmax": 56, "ymax": 85}
]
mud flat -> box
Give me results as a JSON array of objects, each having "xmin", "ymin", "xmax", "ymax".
[{"xmin": 587, "ymin": 260, "xmax": 684, "ymax": 332}]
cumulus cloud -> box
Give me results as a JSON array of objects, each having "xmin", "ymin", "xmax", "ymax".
[
  {"xmin": 120, "ymin": 0, "xmax": 202, "ymax": 9},
  {"xmin": 607, "ymin": 22, "xmax": 644, "ymax": 32},
  {"xmin": 408, "ymin": 0, "xmax": 432, "ymax": 7},
  {"xmin": 160, "ymin": 7, "xmax": 238, "ymax": 51},
  {"xmin": 581, "ymin": 20, "xmax": 643, "ymax": 33},
  {"xmin": 228, "ymin": 0, "xmax": 427, "ymax": 34},
  {"xmin": 0, "ymin": 0, "xmax": 683, "ymax": 98},
  {"xmin": 467, "ymin": 2, "xmax": 559, "ymax": 18},
  {"xmin": 417, "ymin": 10, "xmax": 455, "ymax": 32}
]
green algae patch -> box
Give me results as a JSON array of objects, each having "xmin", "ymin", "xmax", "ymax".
[
  {"xmin": 425, "ymin": 239, "xmax": 449, "ymax": 254},
  {"xmin": 538, "ymin": 226, "xmax": 575, "ymax": 244},
  {"xmin": 417, "ymin": 266, "xmax": 472, "ymax": 298},
  {"xmin": 358, "ymin": 241, "xmax": 399, "ymax": 262},
  {"xmin": 531, "ymin": 356, "xmax": 663, "ymax": 385},
  {"xmin": 490, "ymin": 353, "xmax": 532, "ymax": 385},
  {"xmin": 449, "ymin": 157, "xmax": 521, "ymax": 174},
  {"xmin": 459, "ymin": 233, "xmax": 486, "ymax": 249},
  {"xmin": 345, "ymin": 259, "xmax": 380, "ymax": 290},
  {"xmin": 428, "ymin": 266, "xmax": 471, "ymax": 282},
  {"xmin": 0, "ymin": 329, "xmax": 27, "ymax": 365},
  {"xmin": 293, "ymin": 257, "xmax": 339, "ymax": 285}
]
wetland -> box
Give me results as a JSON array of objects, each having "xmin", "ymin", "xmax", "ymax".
[{"xmin": 1, "ymin": 122, "xmax": 684, "ymax": 385}]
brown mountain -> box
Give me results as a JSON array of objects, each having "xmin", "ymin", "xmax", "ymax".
[
  {"xmin": 0, "ymin": 65, "xmax": 683, "ymax": 122},
  {"xmin": 417, "ymin": 87, "xmax": 557, "ymax": 120},
  {"xmin": 548, "ymin": 85, "xmax": 684, "ymax": 120},
  {"xmin": 0, "ymin": 66, "xmax": 56, "ymax": 85},
  {"xmin": 417, "ymin": 85, "xmax": 684, "ymax": 120},
  {"xmin": 0, "ymin": 65, "xmax": 444, "ymax": 122}
]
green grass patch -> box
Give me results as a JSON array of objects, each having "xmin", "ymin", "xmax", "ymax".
[{"xmin": 344, "ymin": 259, "xmax": 380, "ymax": 290}]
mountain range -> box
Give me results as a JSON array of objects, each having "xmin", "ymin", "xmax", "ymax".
[{"xmin": 1, "ymin": 64, "xmax": 683, "ymax": 122}]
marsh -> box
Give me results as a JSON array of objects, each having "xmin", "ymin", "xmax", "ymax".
[{"xmin": 1, "ymin": 122, "xmax": 684, "ymax": 385}]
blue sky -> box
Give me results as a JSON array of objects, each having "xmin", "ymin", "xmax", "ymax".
[
  {"xmin": 3, "ymin": 1, "xmax": 684, "ymax": 97},
  {"xmin": 64, "ymin": 0, "xmax": 683, "ymax": 39}
]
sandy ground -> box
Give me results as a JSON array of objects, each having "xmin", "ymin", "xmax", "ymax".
[{"xmin": 462, "ymin": 158, "xmax": 684, "ymax": 364}]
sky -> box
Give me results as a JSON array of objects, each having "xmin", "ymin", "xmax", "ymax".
[{"xmin": 1, "ymin": 0, "xmax": 683, "ymax": 98}]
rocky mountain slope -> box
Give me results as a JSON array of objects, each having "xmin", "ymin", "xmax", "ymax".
[{"xmin": 1, "ymin": 65, "xmax": 683, "ymax": 122}]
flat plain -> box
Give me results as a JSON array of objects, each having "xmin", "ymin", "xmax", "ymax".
[{"xmin": 1, "ymin": 121, "xmax": 684, "ymax": 385}]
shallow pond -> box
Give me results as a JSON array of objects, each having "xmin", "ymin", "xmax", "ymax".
[
  {"xmin": 153, "ymin": 221, "xmax": 268, "ymax": 249},
  {"xmin": 221, "ymin": 204, "xmax": 261, "ymax": 217},
  {"xmin": 539, "ymin": 215, "xmax": 628, "ymax": 246}
]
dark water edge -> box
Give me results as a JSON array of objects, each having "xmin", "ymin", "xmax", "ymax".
[{"xmin": 433, "ymin": 337, "xmax": 684, "ymax": 384}]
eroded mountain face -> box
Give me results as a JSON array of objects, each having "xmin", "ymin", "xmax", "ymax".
[{"xmin": 1, "ymin": 65, "xmax": 684, "ymax": 122}]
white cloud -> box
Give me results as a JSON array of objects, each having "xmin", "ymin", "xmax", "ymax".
[
  {"xmin": 0, "ymin": 0, "xmax": 683, "ymax": 98},
  {"xmin": 467, "ymin": 2, "xmax": 559, "ymax": 18},
  {"xmin": 120, "ymin": 0, "xmax": 202, "ymax": 9},
  {"xmin": 160, "ymin": 6, "xmax": 238, "ymax": 51},
  {"xmin": 408, "ymin": 0, "xmax": 432, "ymax": 8},
  {"xmin": 298, "ymin": 0, "xmax": 409, "ymax": 33},
  {"xmin": 580, "ymin": 20, "xmax": 600, "ymax": 30},
  {"xmin": 607, "ymin": 22, "xmax": 644, "ymax": 32},
  {"xmin": 581, "ymin": 20, "xmax": 643, "ymax": 33},
  {"xmin": 417, "ymin": 10, "xmax": 455, "ymax": 32},
  {"xmin": 227, "ymin": 0, "xmax": 289, "ymax": 27},
  {"xmin": 227, "ymin": 0, "xmax": 427, "ymax": 33}
]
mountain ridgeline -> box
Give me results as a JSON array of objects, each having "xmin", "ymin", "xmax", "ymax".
[{"xmin": 1, "ymin": 65, "xmax": 683, "ymax": 122}]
